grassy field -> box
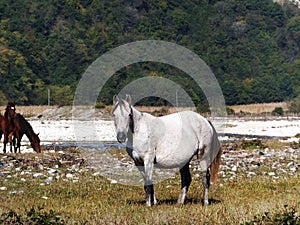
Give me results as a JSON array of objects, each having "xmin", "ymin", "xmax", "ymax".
[
  {"xmin": 0, "ymin": 147, "xmax": 299, "ymax": 225},
  {"xmin": 0, "ymin": 171, "xmax": 299, "ymax": 224},
  {"xmin": 0, "ymin": 104, "xmax": 299, "ymax": 224},
  {"xmin": 228, "ymin": 102, "xmax": 289, "ymax": 114}
]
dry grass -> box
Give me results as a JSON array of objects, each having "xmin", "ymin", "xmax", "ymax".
[
  {"xmin": 0, "ymin": 102, "xmax": 290, "ymax": 118},
  {"xmin": 135, "ymin": 106, "xmax": 195, "ymax": 114},
  {"xmin": 228, "ymin": 102, "xmax": 288, "ymax": 114},
  {"xmin": 0, "ymin": 163, "xmax": 299, "ymax": 224},
  {"xmin": 0, "ymin": 105, "xmax": 58, "ymax": 117}
]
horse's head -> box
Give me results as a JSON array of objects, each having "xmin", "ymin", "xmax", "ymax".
[
  {"xmin": 111, "ymin": 95, "xmax": 133, "ymax": 143},
  {"xmin": 5, "ymin": 102, "xmax": 16, "ymax": 118},
  {"xmin": 31, "ymin": 133, "xmax": 41, "ymax": 153}
]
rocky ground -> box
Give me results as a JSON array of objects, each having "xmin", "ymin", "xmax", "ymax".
[
  {"xmin": 0, "ymin": 139, "xmax": 298, "ymax": 192},
  {"xmin": 0, "ymin": 106, "xmax": 299, "ymax": 190}
]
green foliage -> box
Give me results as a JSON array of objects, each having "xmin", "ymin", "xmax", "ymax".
[
  {"xmin": 95, "ymin": 101, "xmax": 106, "ymax": 109},
  {"xmin": 0, "ymin": 206, "xmax": 66, "ymax": 225},
  {"xmin": 240, "ymin": 139, "xmax": 265, "ymax": 150},
  {"xmin": 0, "ymin": 0, "xmax": 300, "ymax": 105},
  {"xmin": 226, "ymin": 107, "xmax": 235, "ymax": 115},
  {"xmin": 289, "ymin": 95, "xmax": 300, "ymax": 113},
  {"xmin": 272, "ymin": 107, "xmax": 284, "ymax": 116},
  {"xmin": 196, "ymin": 102, "xmax": 210, "ymax": 114},
  {"xmin": 243, "ymin": 204, "xmax": 300, "ymax": 225},
  {"xmin": 48, "ymin": 85, "xmax": 74, "ymax": 106}
]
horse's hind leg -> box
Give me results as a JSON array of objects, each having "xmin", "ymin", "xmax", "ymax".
[
  {"xmin": 178, "ymin": 162, "xmax": 192, "ymax": 204},
  {"xmin": 202, "ymin": 169, "xmax": 210, "ymax": 206}
]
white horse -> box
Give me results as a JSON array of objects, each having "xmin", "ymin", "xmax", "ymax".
[{"xmin": 112, "ymin": 95, "xmax": 222, "ymax": 206}]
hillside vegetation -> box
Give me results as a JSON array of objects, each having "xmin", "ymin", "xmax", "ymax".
[{"xmin": 1, "ymin": 0, "xmax": 300, "ymax": 107}]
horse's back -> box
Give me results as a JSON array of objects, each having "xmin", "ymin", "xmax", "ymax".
[{"xmin": 153, "ymin": 111, "xmax": 217, "ymax": 169}]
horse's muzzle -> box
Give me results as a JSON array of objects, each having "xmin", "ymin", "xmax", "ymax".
[{"xmin": 117, "ymin": 132, "xmax": 127, "ymax": 143}]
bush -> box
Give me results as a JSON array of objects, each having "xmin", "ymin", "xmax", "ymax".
[
  {"xmin": 272, "ymin": 107, "xmax": 284, "ymax": 116},
  {"xmin": 0, "ymin": 206, "xmax": 67, "ymax": 225},
  {"xmin": 196, "ymin": 103, "xmax": 210, "ymax": 114},
  {"xmin": 151, "ymin": 107, "xmax": 169, "ymax": 116},
  {"xmin": 95, "ymin": 102, "xmax": 106, "ymax": 109},
  {"xmin": 243, "ymin": 204, "xmax": 300, "ymax": 225},
  {"xmin": 289, "ymin": 95, "xmax": 300, "ymax": 113},
  {"xmin": 240, "ymin": 139, "xmax": 265, "ymax": 150},
  {"xmin": 226, "ymin": 107, "xmax": 235, "ymax": 115}
]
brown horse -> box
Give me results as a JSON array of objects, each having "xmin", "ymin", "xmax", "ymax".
[
  {"xmin": 0, "ymin": 103, "xmax": 16, "ymax": 153},
  {"xmin": 13, "ymin": 113, "xmax": 41, "ymax": 153}
]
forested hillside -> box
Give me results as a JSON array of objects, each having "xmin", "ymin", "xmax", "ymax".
[{"xmin": 0, "ymin": 0, "xmax": 300, "ymax": 106}]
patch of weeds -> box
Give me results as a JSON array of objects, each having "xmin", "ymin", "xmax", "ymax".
[
  {"xmin": 272, "ymin": 107, "xmax": 284, "ymax": 116},
  {"xmin": 240, "ymin": 139, "xmax": 265, "ymax": 150},
  {"xmin": 222, "ymin": 123, "xmax": 237, "ymax": 128},
  {"xmin": 0, "ymin": 206, "xmax": 67, "ymax": 225},
  {"xmin": 151, "ymin": 107, "xmax": 169, "ymax": 116},
  {"xmin": 290, "ymin": 141, "xmax": 300, "ymax": 149},
  {"xmin": 95, "ymin": 102, "xmax": 106, "ymax": 109},
  {"xmin": 226, "ymin": 107, "xmax": 235, "ymax": 115},
  {"xmin": 243, "ymin": 204, "xmax": 300, "ymax": 225}
]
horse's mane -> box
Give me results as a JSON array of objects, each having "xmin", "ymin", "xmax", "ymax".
[{"xmin": 15, "ymin": 113, "xmax": 34, "ymax": 133}]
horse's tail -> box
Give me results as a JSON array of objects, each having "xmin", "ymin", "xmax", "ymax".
[
  {"xmin": 207, "ymin": 120, "xmax": 222, "ymax": 184},
  {"xmin": 210, "ymin": 146, "xmax": 222, "ymax": 184}
]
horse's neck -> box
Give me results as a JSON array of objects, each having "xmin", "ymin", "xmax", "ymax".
[
  {"xmin": 24, "ymin": 128, "xmax": 36, "ymax": 141},
  {"xmin": 130, "ymin": 107, "xmax": 154, "ymax": 133},
  {"xmin": 5, "ymin": 113, "xmax": 14, "ymax": 125},
  {"xmin": 131, "ymin": 107, "xmax": 142, "ymax": 118}
]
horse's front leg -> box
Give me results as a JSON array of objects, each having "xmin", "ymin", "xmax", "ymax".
[
  {"xmin": 137, "ymin": 159, "xmax": 156, "ymax": 207},
  {"xmin": 144, "ymin": 159, "xmax": 157, "ymax": 207},
  {"xmin": 3, "ymin": 132, "xmax": 8, "ymax": 153},
  {"xmin": 12, "ymin": 135, "xmax": 17, "ymax": 153},
  {"xmin": 8, "ymin": 132, "xmax": 14, "ymax": 153}
]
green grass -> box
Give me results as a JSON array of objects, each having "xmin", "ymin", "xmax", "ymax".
[{"xmin": 0, "ymin": 171, "xmax": 299, "ymax": 224}]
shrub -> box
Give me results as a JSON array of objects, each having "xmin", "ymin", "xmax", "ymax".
[
  {"xmin": 272, "ymin": 107, "xmax": 284, "ymax": 116},
  {"xmin": 243, "ymin": 204, "xmax": 300, "ymax": 225},
  {"xmin": 289, "ymin": 95, "xmax": 300, "ymax": 113},
  {"xmin": 226, "ymin": 107, "xmax": 235, "ymax": 115},
  {"xmin": 95, "ymin": 102, "xmax": 106, "ymax": 109},
  {"xmin": 0, "ymin": 206, "xmax": 67, "ymax": 225},
  {"xmin": 151, "ymin": 107, "xmax": 169, "ymax": 116},
  {"xmin": 240, "ymin": 139, "xmax": 265, "ymax": 150},
  {"xmin": 196, "ymin": 103, "xmax": 210, "ymax": 114}
]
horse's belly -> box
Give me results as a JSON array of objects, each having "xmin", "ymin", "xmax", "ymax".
[{"xmin": 155, "ymin": 138, "xmax": 198, "ymax": 168}]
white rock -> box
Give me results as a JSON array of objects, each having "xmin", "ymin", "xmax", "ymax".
[
  {"xmin": 66, "ymin": 173, "xmax": 73, "ymax": 179},
  {"xmin": 47, "ymin": 169, "xmax": 57, "ymax": 174},
  {"xmin": 231, "ymin": 165, "xmax": 238, "ymax": 172},
  {"xmin": 38, "ymin": 164, "xmax": 44, "ymax": 170},
  {"xmin": 33, "ymin": 173, "xmax": 43, "ymax": 178},
  {"xmin": 0, "ymin": 187, "xmax": 7, "ymax": 191},
  {"xmin": 93, "ymin": 172, "xmax": 100, "ymax": 176}
]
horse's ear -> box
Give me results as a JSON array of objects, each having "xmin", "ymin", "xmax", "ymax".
[
  {"xmin": 113, "ymin": 95, "xmax": 119, "ymax": 105},
  {"xmin": 37, "ymin": 133, "xmax": 40, "ymax": 136},
  {"xmin": 125, "ymin": 94, "xmax": 131, "ymax": 105}
]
